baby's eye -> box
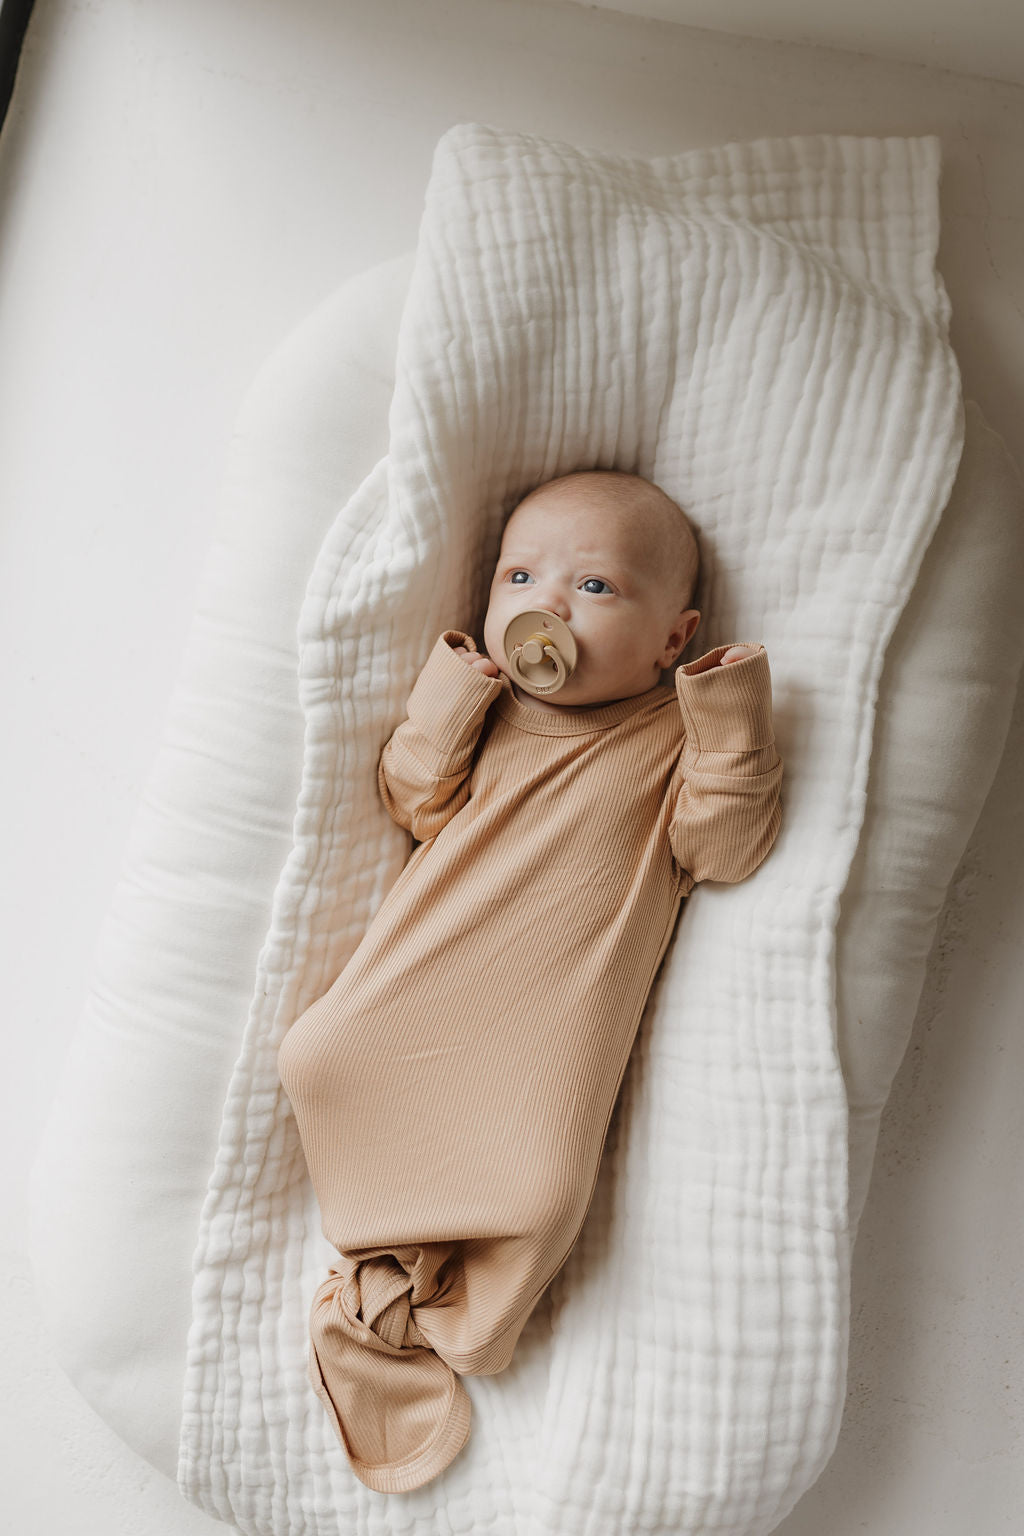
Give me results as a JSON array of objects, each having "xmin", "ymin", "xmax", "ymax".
[
  {"xmin": 581, "ymin": 578, "xmax": 613, "ymax": 595},
  {"xmin": 508, "ymin": 570, "xmax": 533, "ymax": 585}
]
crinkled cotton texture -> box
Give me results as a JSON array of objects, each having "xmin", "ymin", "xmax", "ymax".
[
  {"xmin": 277, "ymin": 629, "xmax": 782, "ymax": 1492},
  {"xmin": 175, "ymin": 123, "xmax": 964, "ymax": 1534}
]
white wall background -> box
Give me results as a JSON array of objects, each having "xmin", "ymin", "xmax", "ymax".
[
  {"xmin": 551, "ymin": 0, "xmax": 1024, "ymax": 87},
  {"xmin": 1, "ymin": 0, "xmax": 1022, "ymax": 1531}
]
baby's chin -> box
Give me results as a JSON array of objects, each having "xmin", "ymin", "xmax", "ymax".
[
  {"xmin": 505, "ymin": 672, "xmax": 630, "ymax": 711},
  {"xmin": 504, "ymin": 673, "xmax": 585, "ymax": 710}
]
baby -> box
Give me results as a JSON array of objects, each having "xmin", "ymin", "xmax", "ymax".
[{"xmin": 277, "ymin": 469, "xmax": 783, "ymax": 1494}]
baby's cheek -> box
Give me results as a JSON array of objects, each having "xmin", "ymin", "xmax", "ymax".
[{"xmin": 482, "ymin": 608, "xmax": 501, "ymax": 656}]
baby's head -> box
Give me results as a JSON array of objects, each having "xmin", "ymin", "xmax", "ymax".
[{"xmin": 482, "ymin": 470, "xmax": 701, "ymax": 711}]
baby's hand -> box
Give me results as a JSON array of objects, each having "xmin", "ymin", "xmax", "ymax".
[
  {"xmin": 453, "ymin": 643, "xmax": 501, "ymax": 678},
  {"xmin": 719, "ymin": 645, "xmax": 760, "ymax": 666}
]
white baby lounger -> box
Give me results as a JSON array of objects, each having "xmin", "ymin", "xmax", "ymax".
[{"xmin": 29, "ymin": 124, "xmax": 1024, "ymax": 1536}]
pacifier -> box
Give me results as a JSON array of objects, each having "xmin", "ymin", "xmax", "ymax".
[{"xmin": 502, "ymin": 609, "xmax": 578, "ymax": 696}]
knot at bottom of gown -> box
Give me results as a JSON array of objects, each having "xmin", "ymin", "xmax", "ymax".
[{"xmin": 307, "ymin": 1244, "xmax": 473, "ymax": 1493}]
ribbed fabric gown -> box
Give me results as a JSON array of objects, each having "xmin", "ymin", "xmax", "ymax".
[{"xmin": 277, "ymin": 628, "xmax": 783, "ymax": 1493}]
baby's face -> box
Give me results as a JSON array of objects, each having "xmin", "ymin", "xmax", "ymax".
[{"xmin": 482, "ymin": 485, "xmax": 699, "ymax": 712}]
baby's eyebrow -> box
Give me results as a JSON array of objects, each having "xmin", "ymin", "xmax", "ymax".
[
  {"xmin": 498, "ymin": 548, "xmax": 629, "ymax": 574},
  {"xmin": 497, "ymin": 548, "xmax": 543, "ymax": 563}
]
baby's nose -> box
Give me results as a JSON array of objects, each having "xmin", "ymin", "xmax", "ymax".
[{"xmin": 536, "ymin": 589, "xmax": 572, "ymax": 621}]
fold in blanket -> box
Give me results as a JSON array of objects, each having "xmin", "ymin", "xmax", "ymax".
[{"xmin": 277, "ymin": 629, "xmax": 783, "ymax": 1490}]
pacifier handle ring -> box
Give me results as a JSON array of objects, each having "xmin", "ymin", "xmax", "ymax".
[{"xmin": 509, "ymin": 639, "xmax": 567, "ymax": 690}]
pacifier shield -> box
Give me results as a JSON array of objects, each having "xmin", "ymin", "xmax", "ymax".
[{"xmin": 502, "ymin": 610, "xmax": 578, "ymax": 696}]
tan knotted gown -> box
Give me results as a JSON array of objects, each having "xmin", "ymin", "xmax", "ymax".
[{"xmin": 277, "ymin": 628, "xmax": 783, "ymax": 1492}]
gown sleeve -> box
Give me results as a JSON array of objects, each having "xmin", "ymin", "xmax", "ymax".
[
  {"xmin": 377, "ymin": 629, "xmax": 504, "ymax": 840},
  {"xmin": 668, "ymin": 643, "xmax": 784, "ymax": 892}
]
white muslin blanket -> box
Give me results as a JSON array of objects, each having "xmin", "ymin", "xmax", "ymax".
[{"xmin": 178, "ymin": 123, "xmax": 963, "ymax": 1535}]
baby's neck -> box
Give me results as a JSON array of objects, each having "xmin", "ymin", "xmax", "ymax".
[{"xmin": 509, "ymin": 680, "xmax": 653, "ymax": 714}]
